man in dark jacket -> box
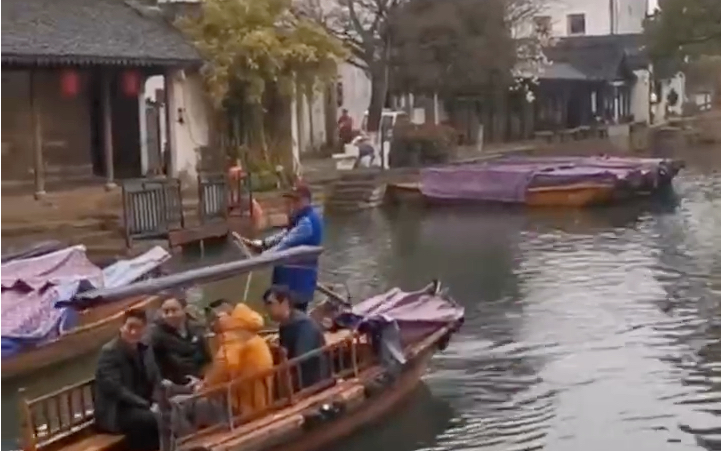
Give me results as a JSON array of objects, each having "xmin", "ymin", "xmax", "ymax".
[
  {"xmin": 94, "ymin": 308, "xmax": 160, "ymax": 451},
  {"xmin": 248, "ymin": 184, "xmax": 323, "ymax": 312},
  {"xmin": 150, "ymin": 298, "xmax": 212, "ymax": 387},
  {"xmin": 263, "ymin": 285, "xmax": 329, "ymax": 390}
]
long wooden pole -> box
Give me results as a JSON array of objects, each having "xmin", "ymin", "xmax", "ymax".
[
  {"xmin": 230, "ymin": 232, "xmax": 255, "ymax": 301},
  {"xmin": 75, "ymin": 245, "xmax": 323, "ymax": 302},
  {"xmin": 229, "ymin": 233, "xmax": 351, "ymax": 308}
]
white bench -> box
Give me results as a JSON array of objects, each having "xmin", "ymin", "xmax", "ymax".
[{"xmin": 332, "ymin": 143, "xmax": 360, "ymax": 171}]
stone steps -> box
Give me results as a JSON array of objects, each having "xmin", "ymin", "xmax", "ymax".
[{"xmin": 325, "ymin": 175, "xmax": 386, "ymax": 212}]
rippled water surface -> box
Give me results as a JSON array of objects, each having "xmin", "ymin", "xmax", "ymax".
[{"xmin": 2, "ymin": 147, "xmax": 719, "ymax": 451}]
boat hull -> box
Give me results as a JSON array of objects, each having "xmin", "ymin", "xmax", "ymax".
[
  {"xmin": 388, "ymin": 183, "xmax": 614, "ymax": 208},
  {"xmin": 525, "ymin": 183, "xmax": 615, "ymax": 207},
  {"xmin": 2, "ymin": 295, "xmax": 163, "ymax": 380},
  {"xmin": 264, "ymin": 345, "xmax": 434, "ymax": 451}
]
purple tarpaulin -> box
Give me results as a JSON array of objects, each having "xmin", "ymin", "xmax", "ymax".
[
  {"xmin": 420, "ymin": 162, "xmax": 629, "ymax": 203},
  {"xmin": 421, "ymin": 165, "xmax": 539, "ymax": 203},
  {"xmin": 1, "ymin": 245, "xmax": 170, "ymax": 358},
  {"xmin": 333, "ymin": 286, "xmax": 464, "ymax": 367},
  {"xmin": 348, "ymin": 287, "xmax": 465, "ymax": 325}
]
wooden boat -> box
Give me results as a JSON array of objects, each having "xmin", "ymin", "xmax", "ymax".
[
  {"xmin": 3, "ymin": 295, "xmax": 164, "ymax": 380},
  {"xmin": 387, "ymin": 182, "xmax": 614, "ymax": 208},
  {"xmin": 17, "ymin": 246, "xmax": 464, "ymax": 451},
  {"xmin": 2, "ymin": 245, "xmax": 170, "ymax": 381},
  {"xmin": 524, "ymin": 182, "xmax": 614, "ymax": 207}
]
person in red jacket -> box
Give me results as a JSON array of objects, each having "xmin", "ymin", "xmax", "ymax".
[{"xmin": 337, "ymin": 109, "xmax": 353, "ymax": 145}]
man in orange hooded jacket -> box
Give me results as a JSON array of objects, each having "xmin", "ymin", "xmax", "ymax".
[{"xmin": 204, "ymin": 301, "xmax": 274, "ymax": 416}]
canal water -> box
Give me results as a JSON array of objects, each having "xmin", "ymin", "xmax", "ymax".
[{"xmin": 2, "ymin": 146, "xmax": 719, "ymax": 451}]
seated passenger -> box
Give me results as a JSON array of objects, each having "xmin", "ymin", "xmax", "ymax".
[
  {"xmin": 263, "ymin": 286, "xmax": 329, "ymax": 389},
  {"xmin": 94, "ymin": 309, "xmax": 160, "ymax": 451},
  {"xmin": 150, "ymin": 298, "xmax": 212, "ymax": 387},
  {"xmin": 204, "ymin": 301, "xmax": 274, "ymax": 415}
]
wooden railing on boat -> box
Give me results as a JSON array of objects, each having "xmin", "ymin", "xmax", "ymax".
[
  {"xmin": 172, "ymin": 331, "xmax": 375, "ymax": 447},
  {"xmin": 19, "ymin": 379, "xmax": 106, "ymax": 451},
  {"xmin": 18, "ymin": 331, "xmax": 375, "ymax": 451}
]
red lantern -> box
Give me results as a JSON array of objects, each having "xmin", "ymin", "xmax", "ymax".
[
  {"xmin": 122, "ymin": 70, "xmax": 141, "ymax": 97},
  {"xmin": 60, "ymin": 69, "xmax": 80, "ymax": 98}
]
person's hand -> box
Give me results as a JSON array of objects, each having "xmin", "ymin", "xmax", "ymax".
[
  {"xmin": 150, "ymin": 403, "xmax": 161, "ymax": 414},
  {"xmin": 242, "ymin": 237, "xmax": 264, "ymax": 253},
  {"xmin": 193, "ymin": 380, "xmax": 205, "ymax": 393}
]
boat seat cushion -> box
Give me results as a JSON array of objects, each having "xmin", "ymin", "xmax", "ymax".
[{"xmin": 60, "ymin": 433, "xmax": 124, "ymax": 451}]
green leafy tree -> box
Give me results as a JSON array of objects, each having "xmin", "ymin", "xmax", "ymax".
[
  {"xmin": 178, "ymin": 0, "xmax": 347, "ymax": 164},
  {"xmin": 644, "ymin": 0, "xmax": 720, "ymax": 66}
]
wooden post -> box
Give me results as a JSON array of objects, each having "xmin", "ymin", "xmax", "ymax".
[
  {"xmin": 18, "ymin": 388, "xmax": 37, "ymax": 451},
  {"xmin": 164, "ymin": 70, "xmax": 177, "ymax": 176},
  {"xmin": 29, "ymin": 71, "xmax": 45, "ymax": 199},
  {"xmin": 101, "ymin": 70, "xmax": 116, "ymax": 190}
]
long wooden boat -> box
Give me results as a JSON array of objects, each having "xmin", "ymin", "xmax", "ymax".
[
  {"xmin": 388, "ymin": 182, "xmax": 614, "ymax": 208},
  {"xmin": 17, "ymin": 247, "xmax": 463, "ymax": 451},
  {"xmin": 3, "ymin": 295, "xmax": 164, "ymax": 380}
]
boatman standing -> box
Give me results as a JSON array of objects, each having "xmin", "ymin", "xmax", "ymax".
[{"xmin": 246, "ymin": 183, "xmax": 323, "ymax": 312}]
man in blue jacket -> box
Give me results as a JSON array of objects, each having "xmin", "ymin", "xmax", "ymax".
[{"xmin": 249, "ymin": 184, "xmax": 323, "ymax": 312}]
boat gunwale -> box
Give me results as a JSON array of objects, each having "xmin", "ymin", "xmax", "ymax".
[
  {"xmin": 183, "ymin": 323, "xmax": 454, "ymax": 451},
  {"xmin": 3, "ymin": 295, "xmax": 165, "ymax": 379}
]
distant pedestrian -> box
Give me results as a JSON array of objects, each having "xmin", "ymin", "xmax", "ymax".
[{"xmin": 338, "ymin": 109, "xmax": 354, "ymax": 145}]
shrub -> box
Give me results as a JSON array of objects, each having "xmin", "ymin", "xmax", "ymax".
[{"xmin": 389, "ymin": 123, "xmax": 457, "ymax": 168}]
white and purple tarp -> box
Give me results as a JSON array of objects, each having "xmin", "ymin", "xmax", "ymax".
[
  {"xmin": 1, "ymin": 245, "xmax": 170, "ymax": 358},
  {"xmin": 419, "ymin": 156, "xmax": 680, "ymax": 203},
  {"xmin": 334, "ymin": 287, "xmax": 465, "ymax": 369}
]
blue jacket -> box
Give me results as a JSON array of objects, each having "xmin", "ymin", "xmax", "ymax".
[{"xmin": 264, "ymin": 205, "xmax": 323, "ymax": 304}]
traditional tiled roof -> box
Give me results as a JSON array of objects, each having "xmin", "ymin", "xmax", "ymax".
[
  {"xmin": 542, "ymin": 33, "xmax": 648, "ymax": 81},
  {"xmin": 2, "ymin": 0, "xmax": 201, "ymax": 66}
]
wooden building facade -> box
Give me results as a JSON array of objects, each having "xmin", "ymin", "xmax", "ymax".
[{"xmin": 1, "ymin": 0, "xmax": 201, "ymax": 197}]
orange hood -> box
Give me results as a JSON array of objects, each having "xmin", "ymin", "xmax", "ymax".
[{"xmin": 217, "ymin": 303, "xmax": 264, "ymax": 340}]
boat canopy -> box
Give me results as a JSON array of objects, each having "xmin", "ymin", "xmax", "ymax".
[{"xmin": 74, "ymin": 245, "xmax": 324, "ymax": 303}]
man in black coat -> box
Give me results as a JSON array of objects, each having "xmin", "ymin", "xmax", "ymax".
[
  {"xmin": 150, "ymin": 298, "xmax": 212, "ymax": 387},
  {"xmin": 94, "ymin": 308, "xmax": 161, "ymax": 451}
]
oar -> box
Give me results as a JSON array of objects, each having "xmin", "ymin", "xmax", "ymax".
[
  {"xmin": 229, "ymin": 232, "xmax": 352, "ymax": 309},
  {"xmin": 230, "ymin": 232, "xmax": 255, "ymax": 301}
]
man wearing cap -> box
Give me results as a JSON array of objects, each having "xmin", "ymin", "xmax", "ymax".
[{"xmin": 247, "ymin": 184, "xmax": 323, "ymax": 312}]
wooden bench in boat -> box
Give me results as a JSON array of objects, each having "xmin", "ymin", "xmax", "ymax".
[{"xmin": 19, "ymin": 331, "xmax": 373, "ymax": 451}]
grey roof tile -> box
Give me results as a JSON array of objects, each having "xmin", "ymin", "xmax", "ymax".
[
  {"xmin": 2, "ymin": 0, "xmax": 201, "ymax": 66},
  {"xmin": 543, "ymin": 33, "xmax": 649, "ymax": 81}
]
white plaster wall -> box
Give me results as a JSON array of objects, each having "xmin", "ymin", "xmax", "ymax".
[
  {"xmin": 338, "ymin": 62, "xmax": 371, "ymax": 127},
  {"xmin": 146, "ymin": 70, "xmax": 210, "ymax": 180},
  {"xmin": 529, "ymin": 0, "xmax": 647, "ymax": 37},
  {"xmin": 660, "ymin": 72, "xmax": 686, "ymax": 116},
  {"xmin": 631, "ymin": 69, "xmax": 651, "ymax": 123},
  {"xmin": 297, "ymin": 89, "xmax": 327, "ymax": 154},
  {"xmin": 172, "ymin": 71, "xmax": 209, "ymax": 178},
  {"xmin": 616, "ymin": 0, "xmax": 648, "ymax": 34}
]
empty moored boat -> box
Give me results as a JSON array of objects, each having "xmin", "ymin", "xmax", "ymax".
[
  {"xmin": 17, "ymin": 247, "xmax": 464, "ymax": 451},
  {"xmin": 2, "ymin": 245, "xmax": 170, "ymax": 380},
  {"xmin": 387, "ymin": 155, "xmax": 684, "ymax": 208}
]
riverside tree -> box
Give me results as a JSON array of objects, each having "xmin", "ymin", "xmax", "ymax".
[
  {"xmin": 644, "ymin": 0, "xmax": 720, "ymax": 64},
  {"xmin": 178, "ymin": 0, "xmax": 347, "ymax": 166},
  {"xmin": 297, "ymin": 0, "xmax": 545, "ymax": 132}
]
